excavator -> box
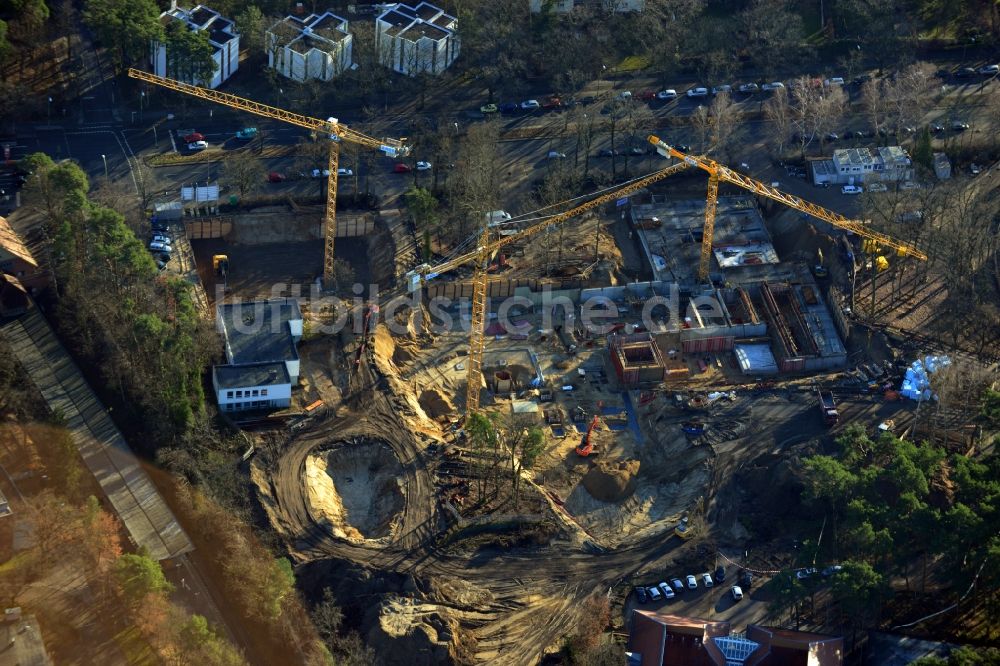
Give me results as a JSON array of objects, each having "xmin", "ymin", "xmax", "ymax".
[{"xmin": 576, "ymin": 413, "xmax": 601, "ymax": 457}]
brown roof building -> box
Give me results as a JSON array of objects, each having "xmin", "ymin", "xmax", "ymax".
[
  {"xmin": 0, "ymin": 216, "xmax": 47, "ymax": 293},
  {"xmin": 627, "ymin": 610, "xmax": 843, "ymax": 666}
]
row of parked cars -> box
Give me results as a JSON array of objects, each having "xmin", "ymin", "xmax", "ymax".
[
  {"xmin": 634, "ymin": 567, "xmax": 754, "ymax": 605},
  {"xmin": 148, "ymin": 218, "xmax": 173, "ymax": 270}
]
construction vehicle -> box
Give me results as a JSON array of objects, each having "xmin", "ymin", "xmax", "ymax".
[
  {"xmin": 682, "ymin": 420, "xmax": 705, "ymax": 437},
  {"xmin": 353, "ymin": 304, "xmax": 379, "ymax": 368},
  {"xmin": 212, "ymin": 254, "xmax": 229, "ymax": 277},
  {"xmin": 818, "ymin": 390, "xmax": 839, "ymax": 426},
  {"xmin": 410, "ymin": 139, "xmax": 923, "ymax": 415},
  {"xmin": 646, "ymin": 135, "xmax": 928, "ymax": 282},
  {"xmin": 406, "ymin": 160, "xmax": 694, "ymax": 413},
  {"xmin": 127, "ymin": 69, "xmax": 409, "ymax": 288},
  {"xmin": 674, "ymin": 515, "xmax": 695, "ymax": 539},
  {"xmin": 813, "ymin": 248, "xmax": 828, "ymax": 278},
  {"xmin": 575, "ymin": 414, "xmax": 601, "ymax": 457}
]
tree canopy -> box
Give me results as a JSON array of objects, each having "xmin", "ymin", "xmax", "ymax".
[{"xmin": 83, "ymin": 0, "xmax": 163, "ymax": 68}]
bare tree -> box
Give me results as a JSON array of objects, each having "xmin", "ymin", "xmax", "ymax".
[
  {"xmin": 451, "ymin": 119, "xmax": 503, "ymax": 242},
  {"xmin": 861, "ymin": 79, "xmax": 888, "ymax": 139},
  {"xmin": 691, "ymin": 104, "xmax": 712, "ymax": 153},
  {"xmin": 223, "ymin": 151, "xmax": 264, "ymax": 201},
  {"xmin": 764, "ymin": 86, "xmax": 792, "ymax": 155},
  {"xmin": 709, "ymin": 91, "xmax": 741, "ymax": 161},
  {"xmin": 813, "ymin": 86, "xmax": 848, "ymax": 152}
]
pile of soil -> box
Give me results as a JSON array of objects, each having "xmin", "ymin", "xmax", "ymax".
[
  {"xmin": 366, "ymin": 598, "xmax": 468, "ymax": 666},
  {"xmin": 419, "ymin": 389, "xmax": 454, "ymax": 420},
  {"xmin": 581, "ymin": 459, "xmax": 640, "ymax": 502}
]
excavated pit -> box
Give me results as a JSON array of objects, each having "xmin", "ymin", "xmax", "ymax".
[{"xmin": 305, "ymin": 438, "xmax": 405, "ymax": 543}]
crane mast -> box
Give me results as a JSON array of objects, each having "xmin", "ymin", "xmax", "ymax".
[
  {"xmin": 646, "ymin": 135, "xmax": 928, "ymax": 281},
  {"xmin": 127, "ymin": 68, "xmax": 409, "ymax": 288}
]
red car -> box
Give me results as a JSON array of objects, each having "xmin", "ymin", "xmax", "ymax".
[
  {"xmin": 542, "ymin": 96, "xmax": 562, "ymax": 110},
  {"xmin": 183, "ymin": 132, "xmax": 205, "ymax": 143},
  {"xmin": 267, "ymin": 172, "xmax": 286, "ymax": 182},
  {"xmin": 637, "ymin": 90, "xmax": 657, "ymax": 101},
  {"xmin": 393, "ymin": 163, "xmax": 411, "ymax": 173}
]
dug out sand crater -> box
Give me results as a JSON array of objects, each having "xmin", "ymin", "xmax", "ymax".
[{"xmin": 305, "ymin": 439, "xmax": 405, "ymax": 543}]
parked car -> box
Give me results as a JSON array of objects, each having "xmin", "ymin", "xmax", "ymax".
[
  {"xmin": 956, "ymin": 67, "xmax": 978, "ymax": 78},
  {"xmin": 899, "ymin": 181, "xmax": 921, "ymax": 190},
  {"xmin": 336, "ymin": 167, "xmax": 353, "ymax": 176},
  {"xmin": 415, "ymin": 161, "xmax": 432, "ymax": 171},
  {"xmin": 311, "ymin": 168, "xmax": 331, "ymax": 178},
  {"xmin": 499, "ymin": 102, "xmax": 519, "ymax": 113},
  {"xmin": 970, "ymin": 163, "xmax": 982, "ymax": 175},
  {"xmin": 626, "ymin": 146, "xmax": 645, "ymax": 155},
  {"xmin": 702, "ymin": 573, "xmax": 714, "ymax": 588},
  {"xmin": 151, "ymin": 234, "xmax": 171, "ymax": 245},
  {"xmin": 149, "ymin": 241, "xmax": 172, "ymax": 253},
  {"xmin": 267, "ymin": 172, "xmax": 286, "ymax": 183},
  {"xmin": 761, "ymin": 81, "xmax": 785, "ymax": 91},
  {"xmin": 795, "ymin": 567, "xmax": 819, "ymax": 580},
  {"xmin": 480, "ymin": 103, "xmax": 498, "ymax": 114},
  {"xmin": 824, "ymin": 77, "xmax": 845, "ymax": 86},
  {"xmin": 637, "ymin": 90, "xmax": 657, "ymax": 101},
  {"xmin": 393, "ymin": 163, "xmax": 411, "ymax": 173},
  {"xmin": 542, "ymin": 97, "xmax": 563, "ymax": 110},
  {"xmin": 615, "ymin": 91, "xmax": 633, "ymax": 101},
  {"xmin": 714, "ymin": 566, "xmax": 726, "ymax": 582},
  {"xmin": 827, "ymin": 132, "xmax": 839, "ymax": 141},
  {"xmin": 686, "ymin": 575, "xmax": 697, "ymax": 589},
  {"xmin": 634, "ymin": 586, "xmax": 648, "ymax": 604},
  {"xmin": 183, "ymin": 132, "xmax": 205, "ymax": 143},
  {"xmin": 675, "ymin": 143, "xmax": 691, "ymax": 152},
  {"xmin": 187, "ymin": 140, "xmax": 208, "ymax": 151},
  {"xmin": 658, "ymin": 582, "xmax": 675, "ymax": 599},
  {"xmin": 841, "ymin": 185, "xmax": 863, "ymax": 195},
  {"xmin": 853, "ymin": 74, "xmax": 872, "ymax": 85},
  {"xmin": 546, "ymin": 151, "xmax": 566, "ymax": 160},
  {"xmin": 821, "ymin": 565, "xmax": 844, "ymax": 577},
  {"xmin": 977, "ymin": 64, "xmax": 999, "ymax": 75},
  {"xmin": 867, "ymin": 182, "xmax": 887, "ymax": 193},
  {"xmin": 711, "ymin": 84, "xmax": 732, "ymax": 95},
  {"xmin": 598, "ymin": 148, "xmax": 620, "ymax": 157},
  {"xmin": 235, "ymin": 127, "xmax": 257, "ymax": 140},
  {"xmin": 647, "ymin": 585, "xmax": 662, "ymax": 601},
  {"xmin": 952, "ymin": 121, "xmax": 970, "ymax": 130},
  {"xmin": 731, "ymin": 585, "xmax": 744, "ymax": 601},
  {"xmin": 520, "ymin": 99, "xmax": 540, "ymax": 110},
  {"xmin": 656, "ymin": 89, "xmax": 678, "ymax": 100},
  {"xmin": 686, "ymin": 87, "xmax": 709, "ymax": 98},
  {"xmin": 670, "ymin": 578, "xmax": 685, "ymax": 592},
  {"xmin": 738, "ymin": 82, "xmax": 760, "ymax": 93},
  {"xmin": 930, "ymin": 123, "xmax": 945, "ymax": 132}
]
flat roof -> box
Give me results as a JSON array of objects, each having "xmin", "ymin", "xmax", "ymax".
[
  {"xmin": 632, "ymin": 196, "xmax": 778, "ymax": 284},
  {"xmin": 190, "ymin": 6, "xmax": 216, "ymax": 26},
  {"xmin": 217, "ymin": 299, "xmax": 301, "ymax": 365},
  {"xmin": 399, "ymin": 22, "xmax": 449, "ymax": 41},
  {"xmin": 214, "ymin": 362, "xmax": 290, "ymax": 389}
]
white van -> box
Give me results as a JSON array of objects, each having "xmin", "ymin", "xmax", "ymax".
[{"xmin": 485, "ymin": 210, "xmax": 512, "ymax": 226}]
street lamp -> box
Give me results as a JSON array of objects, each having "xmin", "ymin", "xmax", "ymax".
[
  {"xmin": 47, "ymin": 97, "xmax": 52, "ymax": 125},
  {"xmin": 101, "ymin": 154, "xmax": 108, "ymax": 180},
  {"xmin": 140, "ymin": 91, "xmax": 145, "ymax": 122}
]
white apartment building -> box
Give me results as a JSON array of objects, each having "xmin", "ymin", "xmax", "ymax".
[
  {"xmin": 267, "ymin": 11, "xmax": 353, "ymax": 82},
  {"xmin": 151, "ymin": 2, "xmax": 239, "ymax": 89},
  {"xmin": 375, "ymin": 2, "xmax": 459, "ymax": 76}
]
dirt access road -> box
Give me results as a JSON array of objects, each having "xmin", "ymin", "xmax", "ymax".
[{"xmin": 251, "ymin": 331, "xmax": 901, "ymax": 663}]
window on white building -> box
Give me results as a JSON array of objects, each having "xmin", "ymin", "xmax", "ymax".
[{"xmin": 227, "ymin": 391, "xmax": 233, "ymax": 398}]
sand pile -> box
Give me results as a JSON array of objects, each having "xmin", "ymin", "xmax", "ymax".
[
  {"xmin": 581, "ymin": 459, "xmax": 640, "ymax": 502},
  {"xmin": 305, "ymin": 439, "xmax": 404, "ymax": 543},
  {"xmin": 419, "ymin": 389, "xmax": 454, "ymax": 420}
]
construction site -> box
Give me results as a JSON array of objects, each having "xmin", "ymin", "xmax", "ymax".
[{"xmin": 124, "ymin": 70, "xmax": 986, "ymax": 663}]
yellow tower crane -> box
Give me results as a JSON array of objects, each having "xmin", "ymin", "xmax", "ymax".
[
  {"xmin": 127, "ymin": 68, "xmax": 410, "ymax": 288},
  {"xmin": 646, "ymin": 135, "xmax": 928, "ymax": 281},
  {"xmin": 407, "ymin": 160, "xmax": 692, "ymax": 414}
]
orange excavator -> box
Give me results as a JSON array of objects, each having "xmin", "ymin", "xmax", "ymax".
[{"xmin": 576, "ymin": 414, "xmax": 601, "ymax": 457}]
